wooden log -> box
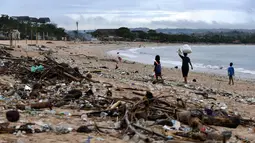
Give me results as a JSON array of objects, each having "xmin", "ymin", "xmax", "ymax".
[{"xmin": 202, "ymin": 116, "xmax": 240, "ymax": 128}]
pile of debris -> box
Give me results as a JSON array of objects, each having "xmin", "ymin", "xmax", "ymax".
[{"xmin": 0, "ymin": 47, "xmax": 254, "ymax": 143}]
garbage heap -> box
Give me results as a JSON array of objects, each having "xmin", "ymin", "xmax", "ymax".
[{"xmin": 0, "ymin": 47, "xmax": 254, "ymax": 143}]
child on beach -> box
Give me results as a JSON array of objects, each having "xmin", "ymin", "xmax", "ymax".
[
  {"xmin": 179, "ymin": 52, "xmax": 193, "ymax": 84},
  {"xmin": 228, "ymin": 62, "xmax": 235, "ymax": 85},
  {"xmin": 154, "ymin": 55, "xmax": 163, "ymax": 81},
  {"xmin": 115, "ymin": 52, "xmax": 122, "ymax": 69}
]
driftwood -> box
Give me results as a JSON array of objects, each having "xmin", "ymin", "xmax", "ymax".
[
  {"xmin": 193, "ymin": 92, "xmax": 217, "ymax": 100},
  {"xmin": 124, "ymin": 110, "xmax": 150, "ymax": 142},
  {"xmin": 0, "ymin": 123, "xmax": 15, "ymax": 133},
  {"xmin": 121, "ymin": 87, "xmax": 148, "ymax": 91},
  {"xmin": 132, "ymin": 123, "xmax": 168, "ymax": 139},
  {"xmin": 202, "ymin": 116, "xmax": 240, "ymax": 128},
  {"xmin": 177, "ymin": 110, "xmax": 240, "ymax": 128},
  {"xmin": 63, "ymin": 72, "xmax": 81, "ymax": 81},
  {"xmin": 16, "ymin": 102, "xmax": 52, "ymax": 110},
  {"xmin": 240, "ymin": 118, "xmax": 255, "ymax": 126},
  {"xmin": 132, "ymin": 91, "xmax": 145, "ymax": 97}
]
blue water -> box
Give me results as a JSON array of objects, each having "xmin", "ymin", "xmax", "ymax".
[{"xmin": 108, "ymin": 45, "xmax": 255, "ymax": 79}]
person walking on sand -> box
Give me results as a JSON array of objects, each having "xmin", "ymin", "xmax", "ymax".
[
  {"xmin": 115, "ymin": 52, "xmax": 122, "ymax": 69},
  {"xmin": 179, "ymin": 52, "xmax": 193, "ymax": 83},
  {"xmin": 228, "ymin": 62, "xmax": 235, "ymax": 85},
  {"xmin": 154, "ymin": 55, "xmax": 163, "ymax": 82}
]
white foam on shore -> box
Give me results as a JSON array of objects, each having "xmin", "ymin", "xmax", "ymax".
[
  {"xmin": 128, "ymin": 48, "xmax": 140, "ymax": 54},
  {"xmin": 235, "ymin": 68, "xmax": 255, "ymax": 75},
  {"xmin": 119, "ymin": 53, "xmax": 137, "ymax": 58}
]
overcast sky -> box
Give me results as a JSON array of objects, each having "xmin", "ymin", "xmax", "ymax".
[{"xmin": 1, "ymin": 0, "xmax": 255, "ymax": 30}]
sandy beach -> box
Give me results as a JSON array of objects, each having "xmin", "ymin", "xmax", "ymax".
[{"xmin": 0, "ymin": 40, "xmax": 255, "ymax": 142}]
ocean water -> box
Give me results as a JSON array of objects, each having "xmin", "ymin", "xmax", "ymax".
[{"xmin": 108, "ymin": 45, "xmax": 255, "ymax": 80}]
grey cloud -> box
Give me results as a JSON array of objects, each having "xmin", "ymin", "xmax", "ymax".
[
  {"xmin": 150, "ymin": 20, "xmax": 255, "ymax": 29},
  {"xmin": 53, "ymin": 15, "xmax": 255, "ymax": 30},
  {"xmin": 1, "ymin": 0, "xmax": 254, "ymax": 29}
]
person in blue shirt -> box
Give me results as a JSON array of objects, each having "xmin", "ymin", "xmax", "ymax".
[{"xmin": 228, "ymin": 62, "xmax": 235, "ymax": 85}]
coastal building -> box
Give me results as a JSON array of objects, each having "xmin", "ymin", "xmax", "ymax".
[
  {"xmin": 11, "ymin": 16, "xmax": 30, "ymax": 23},
  {"xmin": 11, "ymin": 16, "xmax": 50, "ymax": 24},
  {"xmin": 29, "ymin": 17, "xmax": 38, "ymax": 23},
  {"xmin": 38, "ymin": 17, "xmax": 51, "ymax": 23}
]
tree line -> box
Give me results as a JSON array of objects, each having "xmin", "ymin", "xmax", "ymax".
[
  {"xmin": 0, "ymin": 15, "xmax": 66, "ymax": 40},
  {"xmin": 92, "ymin": 27, "xmax": 255, "ymax": 44}
]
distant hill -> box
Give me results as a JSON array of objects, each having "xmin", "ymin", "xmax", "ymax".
[
  {"xmin": 77, "ymin": 28, "xmax": 255, "ymax": 35},
  {"xmin": 155, "ymin": 28, "xmax": 255, "ymax": 35}
]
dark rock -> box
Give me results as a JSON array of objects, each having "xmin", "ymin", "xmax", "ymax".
[
  {"xmin": 156, "ymin": 119, "xmax": 173, "ymax": 126},
  {"xmin": 106, "ymin": 90, "xmax": 112, "ymax": 97},
  {"xmin": 29, "ymin": 90, "xmax": 40, "ymax": 99},
  {"xmin": 77, "ymin": 126, "xmax": 92, "ymax": 133},
  {"xmin": 86, "ymin": 73, "xmax": 92, "ymax": 79},
  {"xmin": 100, "ymin": 66, "xmax": 109, "ymax": 69},
  {"xmin": 6, "ymin": 110, "xmax": 20, "ymax": 122},
  {"xmin": 59, "ymin": 63, "xmax": 69, "ymax": 68},
  {"xmin": 145, "ymin": 91, "xmax": 154, "ymax": 100},
  {"xmin": 85, "ymin": 89, "xmax": 94, "ymax": 96},
  {"xmin": 193, "ymin": 79, "xmax": 197, "ymax": 82},
  {"xmin": 174, "ymin": 66, "xmax": 178, "ymax": 69},
  {"xmin": 65, "ymin": 89, "xmax": 83, "ymax": 99},
  {"xmin": 17, "ymin": 90, "xmax": 28, "ymax": 99},
  {"xmin": 32, "ymin": 83, "xmax": 42, "ymax": 91}
]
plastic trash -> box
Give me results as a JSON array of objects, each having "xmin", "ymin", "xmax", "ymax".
[
  {"xmin": 163, "ymin": 125, "xmax": 171, "ymax": 131},
  {"xmin": 0, "ymin": 95, "xmax": 5, "ymax": 101},
  {"xmin": 218, "ymin": 102, "xmax": 228, "ymax": 110},
  {"xmin": 172, "ymin": 120, "xmax": 181, "ymax": 130},
  {"xmin": 24, "ymin": 85, "xmax": 32, "ymax": 91},
  {"xmin": 44, "ymin": 110, "xmax": 56, "ymax": 115},
  {"xmin": 0, "ymin": 61, "xmax": 4, "ymax": 67},
  {"xmin": 167, "ymin": 136, "xmax": 173, "ymax": 140},
  {"xmin": 84, "ymin": 136, "xmax": 93, "ymax": 143},
  {"xmin": 180, "ymin": 127, "xmax": 192, "ymax": 133},
  {"xmin": 59, "ymin": 111, "xmax": 72, "ymax": 116},
  {"xmin": 221, "ymin": 131, "xmax": 232, "ymax": 139},
  {"xmin": 96, "ymin": 137, "xmax": 104, "ymax": 141},
  {"xmin": 31, "ymin": 65, "xmax": 44, "ymax": 72},
  {"xmin": 81, "ymin": 114, "xmax": 88, "ymax": 121},
  {"xmin": 100, "ymin": 112, "xmax": 108, "ymax": 118},
  {"xmin": 55, "ymin": 124, "xmax": 73, "ymax": 134}
]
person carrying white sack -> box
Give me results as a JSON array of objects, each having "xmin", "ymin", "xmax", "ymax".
[{"xmin": 178, "ymin": 44, "xmax": 193, "ymax": 83}]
